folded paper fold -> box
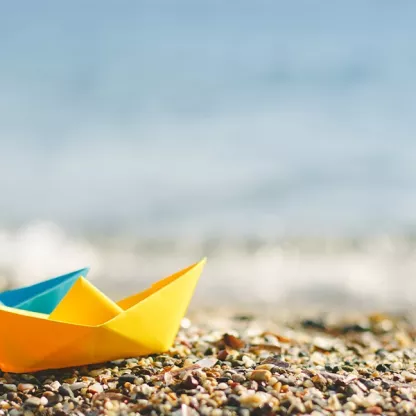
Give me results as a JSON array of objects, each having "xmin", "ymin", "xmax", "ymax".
[
  {"xmin": 0, "ymin": 268, "xmax": 90, "ymax": 314},
  {"xmin": 0, "ymin": 259, "xmax": 206, "ymax": 373}
]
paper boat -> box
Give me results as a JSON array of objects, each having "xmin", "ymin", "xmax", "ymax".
[
  {"xmin": 0, "ymin": 259, "xmax": 205, "ymax": 373},
  {"xmin": 0, "ymin": 268, "xmax": 90, "ymax": 314}
]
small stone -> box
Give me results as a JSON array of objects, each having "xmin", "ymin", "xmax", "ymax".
[
  {"xmin": 3, "ymin": 384, "xmax": 17, "ymax": 392},
  {"xmin": 42, "ymin": 391, "xmax": 61, "ymax": 405},
  {"xmin": 288, "ymin": 398, "xmax": 306, "ymax": 413},
  {"xmin": 391, "ymin": 362, "xmax": 402, "ymax": 372},
  {"xmin": 63, "ymin": 377, "xmax": 77, "ymax": 385},
  {"xmin": 301, "ymin": 319, "xmax": 326, "ymax": 330},
  {"xmin": 231, "ymin": 373, "xmax": 246, "ymax": 383},
  {"xmin": 256, "ymin": 364, "xmax": 275, "ymax": 371},
  {"xmin": 273, "ymin": 381, "xmax": 282, "ymax": 392},
  {"xmin": 223, "ymin": 334, "xmax": 245, "ymax": 349},
  {"xmin": 24, "ymin": 397, "xmax": 41, "ymax": 408},
  {"xmin": 50, "ymin": 381, "xmax": 61, "ymax": 391},
  {"xmin": 328, "ymin": 395, "xmax": 342, "ymax": 411},
  {"xmin": 250, "ymin": 370, "xmax": 272, "ymax": 382},
  {"xmin": 395, "ymin": 332, "xmax": 412, "ymax": 348},
  {"xmin": 0, "ymin": 401, "xmax": 10, "ymax": 410},
  {"xmin": 402, "ymin": 371, "xmax": 416, "ymax": 382},
  {"xmin": 398, "ymin": 401, "xmax": 414, "ymax": 413},
  {"xmin": 366, "ymin": 406, "xmax": 382, "ymax": 415},
  {"xmin": 343, "ymin": 401, "xmax": 357, "ymax": 411},
  {"xmin": 58, "ymin": 384, "xmax": 74, "ymax": 398},
  {"xmin": 70, "ymin": 382, "xmax": 88, "ymax": 391},
  {"xmin": 196, "ymin": 357, "xmax": 218, "ymax": 368},
  {"xmin": 240, "ymin": 392, "xmax": 268, "ymax": 408},
  {"xmin": 110, "ymin": 359, "xmax": 125, "ymax": 365},
  {"xmin": 268, "ymin": 376, "xmax": 278, "ymax": 386},
  {"xmin": 242, "ymin": 356, "xmax": 255, "ymax": 368},
  {"xmin": 6, "ymin": 392, "xmax": 17, "ymax": 401},
  {"xmin": 118, "ymin": 374, "xmax": 138, "ymax": 385},
  {"xmin": 225, "ymin": 394, "xmax": 240, "ymax": 407},
  {"xmin": 18, "ymin": 384, "xmax": 35, "ymax": 393},
  {"xmin": 375, "ymin": 364, "xmax": 389, "ymax": 372},
  {"xmin": 182, "ymin": 376, "xmax": 199, "ymax": 390},
  {"xmin": 181, "ymin": 318, "xmax": 191, "ymax": 329},
  {"xmin": 104, "ymin": 401, "xmax": 114, "ymax": 410},
  {"xmin": 310, "ymin": 352, "xmax": 326, "ymax": 366},
  {"xmin": 313, "ymin": 337, "xmax": 334, "ymax": 351},
  {"xmin": 88, "ymin": 383, "xmax": 103, "ymax": 394},
  {"xmin": 21, "ymin": 375, "xmax": 39, "ymax": 384},
  {"xmin": 303, "ymin": 379, "xmax": 314, "ymax": 388},
  {"xmin": 89, "ymin": 368, "xmax": 105, "ymax": 377}
]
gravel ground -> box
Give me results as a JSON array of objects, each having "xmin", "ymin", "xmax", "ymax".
[{"xmin": 0, "ymin": 311, "xmax": 416, "ymax": 415}]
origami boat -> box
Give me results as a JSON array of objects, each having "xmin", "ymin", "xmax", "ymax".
[{"xmin": 0, "ymin": 259, "xmax": 205, "ymax": 373}]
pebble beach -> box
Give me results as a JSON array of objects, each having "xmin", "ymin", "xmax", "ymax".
[
  {"xmin": 0, "ymin": 311, "xmax": 415, "ymax": 415},
  {"xmin": 2, "ymin": 2, "xmax": 416, "ymax": 416}
]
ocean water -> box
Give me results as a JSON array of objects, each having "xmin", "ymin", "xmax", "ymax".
[{"xmin": 1, "ymin": 1, "xmax": 416, "ymax": 308}]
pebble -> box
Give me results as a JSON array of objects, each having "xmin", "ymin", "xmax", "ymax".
[
  {"xmin": 375, "ymin": 364, "xmax": 389, "ymax": 372},
  {"xmin": 6, "ymin": 392, "xmax": 17, "ymax": 401},
  {"xmin": 17, "ymin": 384, "xmax": 34, "ymax": 393},
  {"xmin": 402, "ymin": 370, "xmax": 416, "ymax": 381},
  {"xmin": 89, "ymin": 368, "xmax": 105, "ymax": 377},
  {"xmin": 50, "ymin": 380, "xmax": 61, "ymax": 390},
  {"xmin": 343, "ymin": 401, "xmax": 357, "ymax": 411},
  {"xmin": 42, "ymin": 392, "xmax": 61, "ymax": 405},
  {"xmin": 240, "ymin": 392, "xmax": 269, "ymax": 408},
  {"xmin": 328, "ymin": 395, "xmax": 342, "ymax": 411},
  {"xmin": 58, "ymin": 384, "xmax": 74, "ymax": 398},
  {"xmin": 182, "ymin": 375, "xmax": 199, "ymax": 389},
  {"xmin": 70, "ymin": 382, "xmax": 88, "ymax": 391},
  {"xmin": 269, "ymin": 376, "xmax": 278, "ymax": 386},
  {"xmin": 250, "ymin": 369, "xmax": 272, "ymax": 382},
  {"xmin": 366, "ymin": 406, "xmax": 382, "ymax": 415},
  {"xmin": 118, "ymin": 374, "xmax": 138, "ymax": 385},
  {"xmin": 390, "ymin": 362, "xmax": 402, "ymax": 372},
  {"xmin": 23, "ymin": 397, "xmax": 41, "ymax": 408},
  {"xmin": 303, "ymin": 379, "xmax": 314, "ymax": 388},
  {"xmin": 242, "ymin": 356, "xmax": 255, "ymax": 368},
  {"xmin": 0, "ymin": 401, "xmax": 10, "ymax": 410},
  {"xmin": 88, "ymin": 383, "xmax": 104, "ymax": 394},
  {"xmin": 231, "ymin": 373, "xmax": 246, "ymax": 383}
]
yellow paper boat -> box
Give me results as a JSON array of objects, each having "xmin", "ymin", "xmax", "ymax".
[{"xmin": 0, "ymin": 259, "xmax": 206, "ymax": 373}]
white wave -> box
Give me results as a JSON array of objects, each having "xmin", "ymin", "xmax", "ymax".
[
  {"xmin": 1, "ymin": 221, "xmax": 416, "ymax": 310},
  {"xmin": 0, "ymin": 221, "xmax": 100, "ymax": 288}
]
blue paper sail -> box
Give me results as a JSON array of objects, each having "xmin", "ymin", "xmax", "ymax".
[{"xmin": 0, "ymin": 268, "xmax": 90, "ymax": 314}]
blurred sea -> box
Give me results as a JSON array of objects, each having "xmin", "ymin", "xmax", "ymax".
[{"xmin": 1, "ymin": 1, "xmax": 416, "ymax": 309}]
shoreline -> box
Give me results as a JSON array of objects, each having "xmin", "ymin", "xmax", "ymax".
[{"xmin": 4, "ymin": 228, "xmax": 416, "ymax": 311}]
